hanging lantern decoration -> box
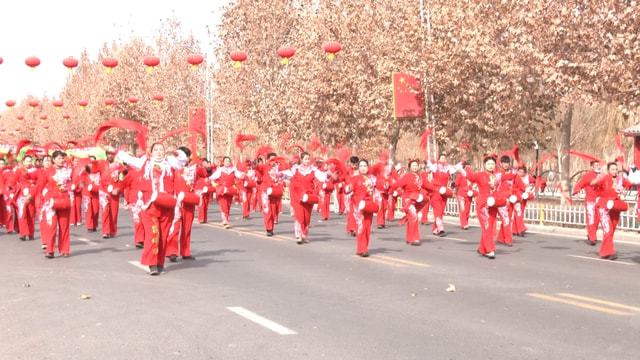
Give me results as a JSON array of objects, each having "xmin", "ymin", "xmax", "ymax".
[
  {"xmin": 62, "ymin": 56, "xmax": 79, "ymax": 71},
  {"xmin": 40, "ymin": 114, "xmax": 48, "ymax": 120},
  {"xmin": 16, "ymin": 114, "xmax": 24, "ymax": 120},
  {"xmin": 43, "ymin": 125, "xmax": 49, "ymax": 130},
  {"xmin": 102, "ymin": 57, "xmax": 118, "ymax": 73},
  {"xmin": 322, "ymin": 41, "xmax": 342, "ymax": 61},
  {"xmin": 52, "ymin": 100, "xmax": 64, "ymax": 111},
  {"xmin": 230, "ymin": 51, "xmax": 247, "ymax": 68},
  {"xmin": 127, "ymin": 96, "xmax": 139, "ymax": 106},
  {"xmin": 187, "ymin": 54, "xmax": 204, "ymax": 69},
  {"xmin": 62, "ymin": 114, "xmax": 71, "ymax": 120},
  {"xmin": 152, "ymin": 94, "xmax": 164, "ymax": 104},
  {"xmin": 104, "ymin": 98, "xmax": 116, "ymax": 108},
  {"xmin": 28, "ymin": 99, "xmax": 40, "ymax": 109},
  {"xmin": 5, "ymin": 100, "xmax": 16, "ymax": 108},
  {"xmin": 277, "ymin": 46, "xmax": 296, "ymax": 65},
  {"xmin": 78, "ymin": 100, "xmax": 89, "ymax": 110},
  {"xmin": 143, "ymin": 56, "xmax": 160, "ymax": 73},
  {"xmin": 25, "ymin": 56, "xmax": 41, "ymax": 70}
]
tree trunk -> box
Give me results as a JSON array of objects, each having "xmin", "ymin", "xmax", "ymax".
[
  {"xmin": 389, "ymin": 121, "xmax": 401, "ymax": 164},
  {"xmin": 560, "ymin": 104, "xmax": 573, "ymax": 203}
]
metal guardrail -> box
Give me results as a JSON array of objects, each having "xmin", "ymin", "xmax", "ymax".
[{"xmin": 443, "ymin": 198, "xmax": 639, "ymax": 231}]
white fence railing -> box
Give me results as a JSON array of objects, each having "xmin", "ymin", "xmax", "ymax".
[{"xmin": 443, "ymin": 198, "xmax": 640, "ymax": 231}]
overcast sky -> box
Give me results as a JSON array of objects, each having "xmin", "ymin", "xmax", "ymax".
[{"xmin": 0, "ymin": 0, "xmax": 229, "ymax": 109}]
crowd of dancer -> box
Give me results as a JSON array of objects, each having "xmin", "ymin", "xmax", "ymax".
[{"xmin": 1, "ymin": 135, "xmax": 639, "ymax": 275}]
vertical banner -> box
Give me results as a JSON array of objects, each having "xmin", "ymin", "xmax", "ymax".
[{"xmin": 392, "ymin": 72, "xmax": 425, "ymax": 119}]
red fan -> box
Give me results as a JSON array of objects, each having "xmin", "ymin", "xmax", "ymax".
[
  {"xmin": 307, "ymin": 136, "xmax": 322, "ymax": 152},
  {"xmin": 255, "ymin": 145, "xmax": 274, "ymax": 159},
  {"xmin": 567, "ymin": 150, "xmax": 603, "ymax": 164},
  {"xmin": 93, "ymin": 119, "xmax": 148, "ymax": 150},
  {"xmin": 234, "ymin": 134, "xmax": 257, "ymax": 150}
]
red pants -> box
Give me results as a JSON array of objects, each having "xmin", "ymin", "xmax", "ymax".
[
  {"xmin": 497, "ymin": 205, "xmax": 513, "ymax": 245},
  {"xmin": 70, "ymin": 192, "xmax": 82, "ymax": 225},
  {"xmin": 0, "ymin": 196, "xmax": 5, "ymax": 227},
  {"xmin": 5, "ymin": 200, "xmax": 17, "ymax": 233},
  {"xmin": 252, "ymin": 188, "xmax": 261, "ymax": 212},
  {"xmin": 129, "ymin": 202, "xmax": 145, "ymax": 246},
  {"xmin": 84, "ymin": 194, "xmax": 99, "ymax": 230},
  {"xmin": 402, "ymin": 198, "xmax": 425, "ymax": 243},
  {"xmin": 456, "ymin": 195, "xmax": 471, "ymax": 229},
  {"xmin": 387, "ymin": 195, "xmax": 398, "ymax": 221},
  {"xmin": 140, "ymin": 208, "xmax": 174, "ymax": 266},
  {"xmin": 42, "ymin": 207, "xmax": 71, "ymax": 255},
  {"xmin": 346, "ymin": 195, "xmax": 356, "ymax": 234},
  {"xmin": 101, "ymin": 193, "xmax": 120, "ymax": 236},
  {"xmin": 218, "ymin": 194, "xmax": 233, "ymax": 225},
  {"xmin": 242, "ymin": 189, "xmax": 253, "ymax": 218},
  {"xmin": 421, "ymin": 200, "xmax": 431, "ymax": 225},
  {"xmin": 477, "ymin": 204, "xmax": 498, "ymax": 254},
  {"xmin": 512, "ymin": 200, "xmax": 528, "ymax": 234},
  {"xmin": 585, "ymin": 200, "xmax": 599, "ymax": 242},
  {"xmin": 355, "ymin": 209, "xmax": 373, "ymax": 253},
  {"xmin": 197, "ymin": 192, "xmax": 211, "ymax": 223},
  {"xmin": 598, "ymin": 208, "xmax": 619, "ymax": 257},
  {"xmin": 293, "ymin": 201, "xmax": 313, "ymax": 239},
  {"xmin": 430, "ymin": 194, "xmax": 445, "ymax": 233},
  {"xmin": 17, "ymin": 197, "xmax": 35, "ymax": 238},
  {"xmin": 376, "ymin": 193, "xmax": 388, "ymax": 227},
  {"xmin": 262, "ymin": 194, "xmax": 280, "ymax": 232},
  {"xmin": 319, "ymin": 190, "xmax": 331, "ymax": 220},
  {"xmin": 166, "ymin": 205, "xmax": 195, "ymax": 257},
  {"xmin": 337, "ymin": 190, "xmax": 345, "ymax": 214}
]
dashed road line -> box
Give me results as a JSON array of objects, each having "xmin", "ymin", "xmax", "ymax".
[
  {"xmin": 227, "ymin": 306, "xmax": 297, "ymax": 335},
  {"xmin": 567, "ymin": 254, "xmax": 635, "ymax": 266}
]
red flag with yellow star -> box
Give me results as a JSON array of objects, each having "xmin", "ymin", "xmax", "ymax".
[{"xmin": 392, "ymin": 72, "xmax": 425, "ymax": 119}]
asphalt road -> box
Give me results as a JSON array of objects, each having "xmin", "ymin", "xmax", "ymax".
[{"xmin": 1, "ymin": 204, "xmax": 639, "ymax": 360}]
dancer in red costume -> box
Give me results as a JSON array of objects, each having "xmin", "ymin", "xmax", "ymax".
[
  {"xmin": 572, "ymin": 161, "xmax": 602, "ymax": 245},
  {"xmin": 512, "ymin": 166, "xmax": 535, "ymax": 237},
  {"xmin": 39, "ymin": 151, "xmax": 73, "ymax": 258},
  {"xmin": 209, "ymin": 156, "xmax": 244, "ymax": 229},
  {"xmin": 454, "ymin": 162, "xmax": 472, "ymax": 230},
  {"xmin": 350, "ymin": 160, "xmax": 378, "ymax": 257},
  {"xmin": 14, "ymin": 155, "xmax": 38, "ymax": 241},
  {"xmin": 426, "ymin": 154, "xmax": 459, "ymax": 237}
]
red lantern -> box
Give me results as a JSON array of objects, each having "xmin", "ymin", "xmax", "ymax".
[
  {"xmin": 152, "ymin": 94, "xmax": 164, "ymax": 103},
  {"xmin": 43, "ymin": 125, "xmax": 49, "ymax": 130},
  {"xmin": 102, "ymin": 57, "xmax": 118, "ymax": 73},
  {"xmin": 78, "ymin": 100, "xmax": 89, "ymax": 110},
  {"xmin": 322, "ymin": 41, "xmax": 342, "ymax": 61},
  {"xmin": 52, "ymin": 100, "xmax": 64, "ymax": 111},
  {"xmin": 62, "ymin": 114, "xmax": 71, "ymax": 120},
  {"xmin": 104, "ymin": 98, "xmax": 116, "ymax": 108},
  {"xmin": 40, "ymin": 114, "xmax": 48, "ymax": 120},
  {"xmin": 16, "ymin": 114, "xmax": 24, "ymax": 120},
  {"xmin": 230, "ymin": 51, "xmax": 247, "ymax": 68},
  {"xmin": 28, "ymin": 99, "xmax": 40, "ymax": 108},
  {"xmin": 127, "ymin": 96, "xmax": 139, "ymax": 106},
  {"xmin": 277, "ymin": 46, "xmax": 296, "ymax": 65},
  {"xmin": 5, "ymin": 100, "xmax": 15, "ymax": 107},
  {"xmin": 62, "ymin": 56, "xmax": 78, "ymax": 70},
  {"xmin": 187, "ymin": 54, "xmax": 204, "ymax": 68},
  {"xmin": 143, "ymin": 56, "xmax": 160, "ymax": 73},
  {"xmin": 25, "ymin": 56, "xmax": 41, "ymax": 69}
]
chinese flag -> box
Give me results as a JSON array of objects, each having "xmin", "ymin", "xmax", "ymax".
[
  {"xmin": 392, "ymin": 72, "xmax": 425, "ymax": 119},
  {"xmin": 188, "ymin": 107, "xmax": 206, "ymax": 137}
]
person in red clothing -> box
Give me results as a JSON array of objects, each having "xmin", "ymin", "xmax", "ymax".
[
  {"xmin": 98, "ymin": 150, "xmax": 125, "ymax": 238},
  {"xmin": 209, "ymin": 157, "xmax": 244, "ymax": 229},
  {"xmin": 116, "ymin": 143, "xmax": 178, "ymax": 275},
  {"xmin": 496, "ymin": 155, "xmax": 524, "ymax": 246},
  {"xmin": 14, "ymin": 155, "xmax": 38, "ymax": 241},
  {"xmin": 387, "ymin": 163, "xmax": 402, "ymax": 221},
  {"xmin": 120, "ymin": 165, "xmax": 145, "ymax": 248},
  {"xmin": 39, "ymin": 150, "xmax": 73, "ymax": 258},
  {"xmin": 241, "ymin": 160, "xmax": 257, "ymax": 219},
  {"xmin": 166, "ymin": 146, "xmax": 207, "ymax": 262},
  {"xmin": 426, "ymin": 154, "xmax": 459, "ymax": 237},
  {"xmin": 350, "ymin": 159, "xmax": 378, "ymax": 257},
  {"xmin": 391, "ymin": 160, "xmax": 435, "ymax": 246},
  {"xmin": 345, "ymin": 156, "xmax": 359, "ymax": 236},
  {"xmin": 454, "ymin": 163, "xmax": 472, "ymax": 230},
  {"xmin": 572, "ymin": 161, "xmax": 602, "ymax": 245},
  {"xmin": 82, "ymin": 157, "xmax": 100, "ymax": 232},
  {"xmin": 3, "ymin": 163, "xmax": 18, "ymax": 235},
  {"xmin": 260, "ymin": 157, "xmax": 286, "ymax": 236},
  {"xmin": 282, "ymin": 152, "xmax": 327, "ymax": 244},
  {"xmin": 374, "ymin": 162, "xmax": 393, "ymax": 229},
  {"xmin": 69, "ymin": 157, "xmax": 84, "ymax": 227},
  {"xmin": 463, "ymin": 155, "xmax": 510, "ymax": 259},
  {"xmin": 591, "ymin": 162, "xmax": 632, "ymax": 260},
  {"xmin": 512, "ymin": 166, "xmax": 535, "ymax": 237},
  {"xmin": 318, "ymin": 168, "xmax": 334, "ymax": 221},
  {"xmin": 196, "ymin": 159, "xmax": 214, "ymax": 223}
]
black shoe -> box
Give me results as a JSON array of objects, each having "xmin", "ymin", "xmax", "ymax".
[
  {"xmin": 486, "ymin": 252, "xmax": 496, "ymax": 259},
  {"xmin": 102, "ymin": 234, "xmax": 109, "ymax": 239},
  {"xmin": 28, "ymin": 236, "xmax": 34, "ymax": 241},
  {"xmin": 349, "ymin": 231, "xmax": 356, "ymax": 237},
  {"xmin": 266, "ymin": 231, "xmax": 274, "ymax": 236},
  {"xmin": 377, "ymin": 225, "xmax": 385, "ymax": 229},
  {"xmin": 182, "ymin": 256, "xmax": 196, "ymax": 260},
  {"xmin": 609, "ymin": 254, "xmax": 618, "ymax": 261},
  {"xmin": 360, "ymin": 252, "xmax": 369, "ymax": 258},
  {"xmin": 135, "ymin": 243, "xmax": 144, "ymax": 249},
  {"xmin": 158, "ymin": 266, "xmax": 166, "ymax": 274},
  {"xmin": 169, "ymin": 255, "xmax": 178, "ymax": 263},
  {"xmin": 20, "ymin": 236, "xmax": 27, "ymax": 241},
  {"xmin": 45, "ymin": 253, "xmax": 54, "ymax": 259},
  {"xmin": 585, "ymin": 239, "xmax": 597, "ymax": 246},
  {"xmin": 149, "ymin": 266, "xmax": 159, "ymax": 276},
  {"xmin": 438, "ymin": 231, "xmax": 447, "ymax": 237},
  {"xmin": 410, "ymin": 241, "xmax": 421, "ymax": 246},
  {"xmin": 296, "ymin": 238, "xmax": 304, "ymax": 245}
]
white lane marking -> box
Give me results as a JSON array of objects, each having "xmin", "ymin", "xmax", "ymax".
[
  {"xmin": 567, "ymin": 255, "xmax": 635, "ymax": 266},
  {"xmin": 76, "ymin": 237, "xmax": 98, "ymax": 245},
  {"xmin": 226, "ymin": 306, "xmax": 297, "ymax": 335},
  {"xmin": 442, "ymin": 237, "xmax": 469, "ymax": 242},
  {"xmin": 128, "ymin": 260, "xmax": 149, "ymax": 272}
]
